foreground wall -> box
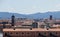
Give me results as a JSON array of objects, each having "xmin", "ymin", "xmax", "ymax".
[{"xmin": 3, "ymin": 31, "xmax": 60, "ymax": 37}]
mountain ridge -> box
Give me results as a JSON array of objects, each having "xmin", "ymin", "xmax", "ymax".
[{"xmin": 0, "ymin": 11, "xmax": 60, "ymax": 19}]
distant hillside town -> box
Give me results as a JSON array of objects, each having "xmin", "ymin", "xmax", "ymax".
[
  {"xmin": 0, "ymin": 12, "xmax": 60, "ymax": 37},
  {"xmin": 0, "ymin": 14, "xmax": 60, "ymax": 30},
  {"xmin": 1, "ymin": 14, "xmax": 60, "ymax": 37}
]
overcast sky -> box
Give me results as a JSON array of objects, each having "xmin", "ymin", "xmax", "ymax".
[{"xmin": 0, "ymin": 0, "xmax": 60, "ymax": 14}]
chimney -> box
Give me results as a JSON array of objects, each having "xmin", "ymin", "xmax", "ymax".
[
  {"xmin": 11, "ymin": 15, "xmax": 15, "ymax": 26},
  {"xmin": 50, "ymin": 15, "xmax": 52, "ymax": 20},
  {"xmin": 30, "ymin": 28, "xmax": 32, "ymax": 30}
]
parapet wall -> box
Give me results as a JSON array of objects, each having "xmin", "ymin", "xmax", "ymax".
[{"xmin": 3, "ymin": 28, "xmax": 60, "ymax": 37}]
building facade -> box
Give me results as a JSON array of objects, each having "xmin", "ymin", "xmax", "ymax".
[{"xmin": 3, "ymin": 28, "xmax": 60, "ymax": 37}]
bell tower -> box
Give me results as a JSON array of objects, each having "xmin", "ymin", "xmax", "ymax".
[{"xmin": 11, "ymin": 15, "xmax": 15, "ymax": 26}]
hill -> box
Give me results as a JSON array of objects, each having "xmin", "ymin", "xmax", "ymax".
[{"xmin": 0, "ymin": 11, "xmax": 60, "ymax": 19}]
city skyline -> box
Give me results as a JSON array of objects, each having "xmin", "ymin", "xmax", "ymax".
[{"xmin": 0, "ymin": 0, "xmax": 60, "ymax": 14}]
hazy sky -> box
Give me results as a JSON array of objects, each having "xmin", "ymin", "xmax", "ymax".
[{"xmin": 0, "ymin": 0, "xmax": 60, "ymax": 14}]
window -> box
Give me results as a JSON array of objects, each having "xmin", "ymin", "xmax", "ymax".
[
  {"xmin": 10, "ymin": 32, "xmax": 12, "ymax": 34},
  {"xmin": 22, "ymin": 32, "xmax": 24, "ymax": 34},
  {"xmin": 5, "ymin": 33, "xmax": 7, "ymax": 36},
  {"xmin": 27, "ymin": 32, "xmax": 29, "ymax": 34},
  {"xmin": 16, "ymin": 32, "xmax": 18, "ymax": 34}
]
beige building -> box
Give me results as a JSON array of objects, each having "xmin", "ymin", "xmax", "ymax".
[{"xmin": 3, "ymin": 28, "xmax": 60, "ymax": 37}]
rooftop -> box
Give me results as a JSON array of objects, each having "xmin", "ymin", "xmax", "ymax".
[{"xmin": 3, "ymin": 28, "xmax": 60, "ymax": 32}]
